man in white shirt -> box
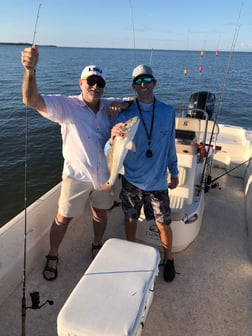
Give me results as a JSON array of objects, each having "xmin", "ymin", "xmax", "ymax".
[{"xmin": 21, "ymin": 45, "xmax": 123, "ymax": 280}]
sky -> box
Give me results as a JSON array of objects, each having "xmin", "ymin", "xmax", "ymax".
[{"xmin": 0, "ymin": 0, "xmax": 251, "ymax": 51}]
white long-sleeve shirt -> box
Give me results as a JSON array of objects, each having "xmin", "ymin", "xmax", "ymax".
[{"xmin": 39, "ymin": 94, "xmax": 116, "ymax": 189}]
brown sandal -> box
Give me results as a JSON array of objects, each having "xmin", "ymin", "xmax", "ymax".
[{"xmin": 43, "ymin": 255, "xmax": 58, "ymax": 281}]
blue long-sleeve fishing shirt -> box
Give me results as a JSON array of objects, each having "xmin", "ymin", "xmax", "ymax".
[{"xmin": 114, "ymin": 98, "xmax": 178, "ymax": 191}]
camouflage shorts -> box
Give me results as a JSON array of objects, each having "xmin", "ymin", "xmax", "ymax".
[{"xmin": 120, "ymin": 177, "xmax": 171, "ymax": 226}]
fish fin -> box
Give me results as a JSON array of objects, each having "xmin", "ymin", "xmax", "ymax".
[{"xmin": 126, "ymin": 141, "xmax": 136, "ymax": 152}]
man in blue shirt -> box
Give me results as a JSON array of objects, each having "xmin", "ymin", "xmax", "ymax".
[{"xmin": 110, "ymin": 64, "xmax": 179, "ymax": 281}]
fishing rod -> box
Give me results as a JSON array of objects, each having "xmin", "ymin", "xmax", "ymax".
[
  {"xmin": 205, "ymin": 157, "xmax": 252, "ymax": 191},
  {"xmin": 149, "ymin": 48, "xmax": 154, "ymax": 66},
  {"xmin": 21, "ymin": 5, "xmax": 42, "ymax": 334},
  {"xmin": 21, "ymin": 4, "xmax": 53, "ymax": 336},
  {"xmin": 32, "ymin": 3, "xmax": 42, "ymax": 45},
  {"xmin": 200, "ymin": 2, "xmax": 243, "ymax": 189},
  {"xmin": 128, "ymin": 0, "xmax": 136, "ymax": 65},
  {"xmin": 129, "ymin": 0, "xmax": 154, "ymax": 67}
]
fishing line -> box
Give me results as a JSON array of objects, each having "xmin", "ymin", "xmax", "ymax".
[{"xmin": 200, "ymin": 2, "xmax": 244, "ymax": 187}]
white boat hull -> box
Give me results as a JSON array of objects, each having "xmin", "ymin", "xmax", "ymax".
[{"xmin": 0, "ymin": 184, "xmax": 60, "ymax": 306}]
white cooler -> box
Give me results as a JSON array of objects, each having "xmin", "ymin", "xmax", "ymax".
[{"xmin": 57, "ymin": 238, "xmax": 160, "ymax": 336}]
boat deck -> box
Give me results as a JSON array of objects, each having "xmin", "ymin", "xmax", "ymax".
[{"xmin": 1, "ymin": 168, "xmax": 252, "ymax": 336}]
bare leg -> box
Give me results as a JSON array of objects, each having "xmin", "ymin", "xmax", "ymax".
[
  {"xmin": 156, "ymin": 222, "xmax": 175, "ymax": 281},
  {"xmin": 44, "ymin": 214, "xmax": 72, "ymax": 280},
  {"xmin": 155, "ymin": 221, "xmax": 173, "ymax": 260},
  {"xmin": 124, "ymin": 217, "xmax": 137, "ymax": 242},
  {"xmin": 91, "ymin": 207, "xmax": 107, "ymax": 246}
]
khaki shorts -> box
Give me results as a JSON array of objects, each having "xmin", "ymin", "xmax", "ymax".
[{"xmin": 58, "ymin": 177, "xmax": 113, "ymax": 217}]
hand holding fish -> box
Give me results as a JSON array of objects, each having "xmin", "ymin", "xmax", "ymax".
[
  {"xmin": 109, "ymin": 122, "xmax": 127, "ymax": 145},
  {"xmin": 109, "ymin": 99, "xmax": 135, "ymax": 116},
  {"xmin": 21, "ymin": 44, "xmax": 39, "ymax": 71},
  {"xmin": 100, "ymin": 116, "xmax": 140, "ymax": 191}
]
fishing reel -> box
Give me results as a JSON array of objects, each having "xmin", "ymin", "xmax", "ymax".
[
  {"xmin": 204, "ymin": 175, "xmax": 221, "ymax": 192},
  {"xmin": 26, "ymin": 291, "xmax": 54, "ymax": 310}
]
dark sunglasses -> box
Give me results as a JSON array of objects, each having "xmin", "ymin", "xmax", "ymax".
[
  {"xmin": 133, "ymin": 77, "xmax": 155, "ymax": 85},
  {"xmin": 86, "ymin": 76, "xmax": 106, "ymax": 88}
]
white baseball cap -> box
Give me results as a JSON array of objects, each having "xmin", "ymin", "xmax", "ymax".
[
  {"xmin": 80, "ymin": 65, "xmax": 106, "ymax": 80},
  {"xmin": 132, "ymin": 64, "xmax": 154, "ymax": 79}
]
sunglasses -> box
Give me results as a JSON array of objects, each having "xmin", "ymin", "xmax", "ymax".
[
  {"xmin": 133, "ymin": 77, "xmax": 155, "ymax": 85},
  {"xmin": 86, "ymin": 76, "xmax": 106, "ymax": 88}
]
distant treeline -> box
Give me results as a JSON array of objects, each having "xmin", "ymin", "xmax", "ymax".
[{"xmin": 0, "ymin": 42, "xmax": 57, "ymax": 47}]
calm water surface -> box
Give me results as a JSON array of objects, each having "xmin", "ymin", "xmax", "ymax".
[{"xmin": 0, "ymin": 45, "xmax": 251, "ymax": 226}]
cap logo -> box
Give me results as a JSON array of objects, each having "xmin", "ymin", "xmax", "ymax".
[{"xmin": 88, "ymin": 66, "xmax": 103, "ymax": 74}]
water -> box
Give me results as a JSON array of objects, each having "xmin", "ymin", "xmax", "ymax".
[{"xmin": 0, "ymin": 45, "xmax": 251, "ymax": 227}]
